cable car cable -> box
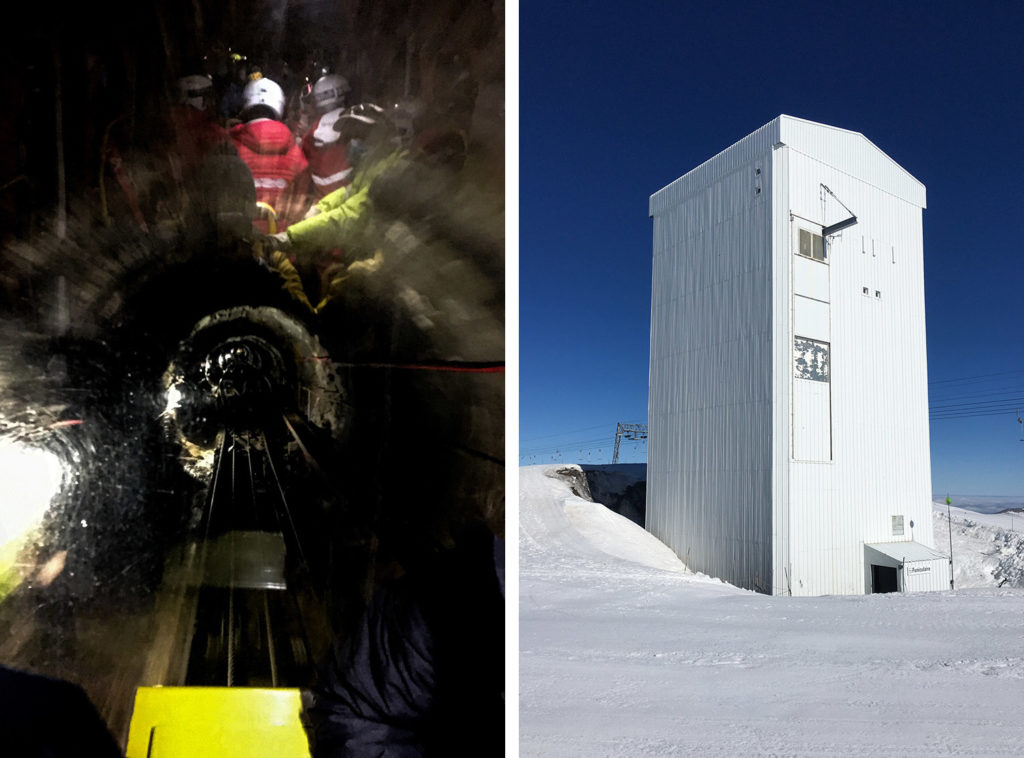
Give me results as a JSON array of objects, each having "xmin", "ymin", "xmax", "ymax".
[{"xmin": 260, "ymin": 429, "xmax": 310, "ymax": 575}]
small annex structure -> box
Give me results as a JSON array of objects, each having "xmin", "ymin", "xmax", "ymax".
[{"xmin": 647, "ymin": 115, "xmax": 947, "ymax": 596}]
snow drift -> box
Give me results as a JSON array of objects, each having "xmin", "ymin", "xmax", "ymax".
[{"xmin": 520, "ymin": 464, "xmax": 1024, "ymax": 757}]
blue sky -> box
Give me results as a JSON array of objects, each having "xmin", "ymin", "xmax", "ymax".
[{"xmin": 518, "ymin": 1, "xmax": 1024, "ymax": 495}]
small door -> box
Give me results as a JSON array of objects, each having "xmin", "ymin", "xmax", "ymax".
[{"xmin": 871, "ymin": 564, "xmax": 898, "ymax": 593}]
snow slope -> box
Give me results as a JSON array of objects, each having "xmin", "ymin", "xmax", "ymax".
[
  {"xmin": 936, "ymin": 502, "xmax": 1024, "ymax": 589},
  {"xmin": 520, "ymin": 464, "xmax": 1024, "ymax": 757}
]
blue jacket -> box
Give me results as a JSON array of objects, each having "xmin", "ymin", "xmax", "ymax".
[{"xmin": 306, "ymin": 525, "xmax": 504, "ymax": 756}]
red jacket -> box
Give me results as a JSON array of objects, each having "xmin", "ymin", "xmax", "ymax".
[
  {"xmin": 229, "ymin": 118, "xmax": 310, "ymax": 230},
  {"xmin": 300, "ymin": 107, "xmax": 353, "ymax": 199},
  {"xmin": 170, "ymin": 106, "xmax": 231, "ymax": 172}
]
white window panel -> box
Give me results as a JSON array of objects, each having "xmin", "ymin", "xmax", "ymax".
[
  {"xmin": 793, "ymin": 296, "xmax": 830, "ymax": 342},
  {"xmin": 793, "ymin": 337, "xmax": 830, "ymax": 383},
  {"xmin": 793, "ymin": 254, "xmax": 830, "ymax": 302},
  {"xmin": 892, "ymin": 515, "xmax": 905, "ymax": 536}
]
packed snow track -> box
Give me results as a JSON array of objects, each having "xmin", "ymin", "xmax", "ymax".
[{"xmin": 520, "ymin": 464, "xmax": 1024, "ymax": 757}]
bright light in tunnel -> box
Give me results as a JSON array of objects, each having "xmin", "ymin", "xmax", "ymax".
[
  {"xmin": 165, "ymin": 385, "xmax": 184, "ymax": 415},
  {"xmin": 0, "ymin": 439, "xmax": 66, "ymax": 551}
]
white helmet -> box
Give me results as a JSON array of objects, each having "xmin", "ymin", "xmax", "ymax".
[
  {"xmin": 178, "ymin": 74, "xmax": 214, "ymax": 111},
  {"xmin": 311, "ymin": 74, "xmax": 351, "ymax": 114},
  {"xmin": 241, "ymin": 77, "xmax": 286, "ymax": 120},
  {"xmin": 336, "ymin": 102, "xmax": 387, "ymax": 127}
]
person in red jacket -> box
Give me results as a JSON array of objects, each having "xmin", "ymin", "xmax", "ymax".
[
  {"xmin": 229, "ymin": 76, "xmax": 309, "ymax": 231},
  {"xmin": 171, "ymin": 73, "xmax": 232, "ymax": 170},
  {"xmin": 143, "ymin": 72, "xmax": 237, "ymax": 233},
  {"xmin": 300, "ymin": 73, "xmax": 353, "ymax": 200}
]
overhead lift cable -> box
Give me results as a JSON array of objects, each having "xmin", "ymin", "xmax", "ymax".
[{"xmin": 928, "ymin": 368, "xmax": 1024, "ymax": 386}]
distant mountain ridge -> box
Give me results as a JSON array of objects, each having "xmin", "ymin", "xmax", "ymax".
[{"xmin": 933, "ymin": 495, "xmax": 1024, "ymax": 514}]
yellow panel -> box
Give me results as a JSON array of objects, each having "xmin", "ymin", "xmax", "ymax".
[{"xmin": 126, "ymin": 687, "xmax": 310, "ymax": 758}]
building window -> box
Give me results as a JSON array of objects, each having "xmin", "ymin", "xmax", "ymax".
[
  {"xmin": 793, "ymin": 337, "xmax": 830, "ymax": 382},
  {"xmin": 892, "ymin": 515, "xmax": 905, "ymax": 537},
  {"xmin": 798, "ymin": 229, "xmax": 826, "ymax": 262}
]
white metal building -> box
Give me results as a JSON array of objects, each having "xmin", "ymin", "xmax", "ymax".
[{"xmin": 647, "ymin": 115, "xmax": 946, "ymax": 596}]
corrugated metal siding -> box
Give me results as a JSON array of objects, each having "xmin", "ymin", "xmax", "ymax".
[
  {"xmin": 771, "ymin": 145, "xmax": 791, "ymax": 594},
  {"xmin": 779, "ymin": 116, "xmax": 926, "ymax": 209},
  {"xmin": 650, "ymin": 116, "xmax": 929, "ymax": 597},
  {"xmin": 864, "ymin": 544, "xmax": 949, "ymax": 593},
  {"xmin": 902, "ymin": 558, "xmax": 950, "ymax": 592},
  {"xmin": 792, "ymin": 379, "xmax": 831, "ymax": 461},
  {"xmin": 649, "ymin": 118, "xmax": 781, "ymax": 218},
  {"xmin": 648, "ymin": 141, "xmax": 774, "ymax": 592},
  {"xmin": 784, "ymin": 147, "xmax": 931, "ymax": 596}
]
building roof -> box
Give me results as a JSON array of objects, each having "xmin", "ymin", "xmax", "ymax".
[
  {"xmin": 865, "ymin": 541, "xmax": 948, "ymax": 563},
  {"xmin": 650, "ymin": 114, "xmax": 926, "ymax": 217}
]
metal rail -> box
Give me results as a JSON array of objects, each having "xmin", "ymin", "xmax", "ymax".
[{"xmin": 181, "ymin": 421, "xmax": 320, "ymax": 688}]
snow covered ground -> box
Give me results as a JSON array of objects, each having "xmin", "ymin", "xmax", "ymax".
[
  {"xmin": 520, "ymin": 464, "xmax": 1024, "ymax": 757},
  {"xmin": 935, "ymin": 503, "xmax": 1024, "ymax": 589}
]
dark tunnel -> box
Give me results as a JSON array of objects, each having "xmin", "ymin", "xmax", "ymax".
[{"xmin": 0, "ymin": 0, "xmax": 504, "ymax": 749}]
